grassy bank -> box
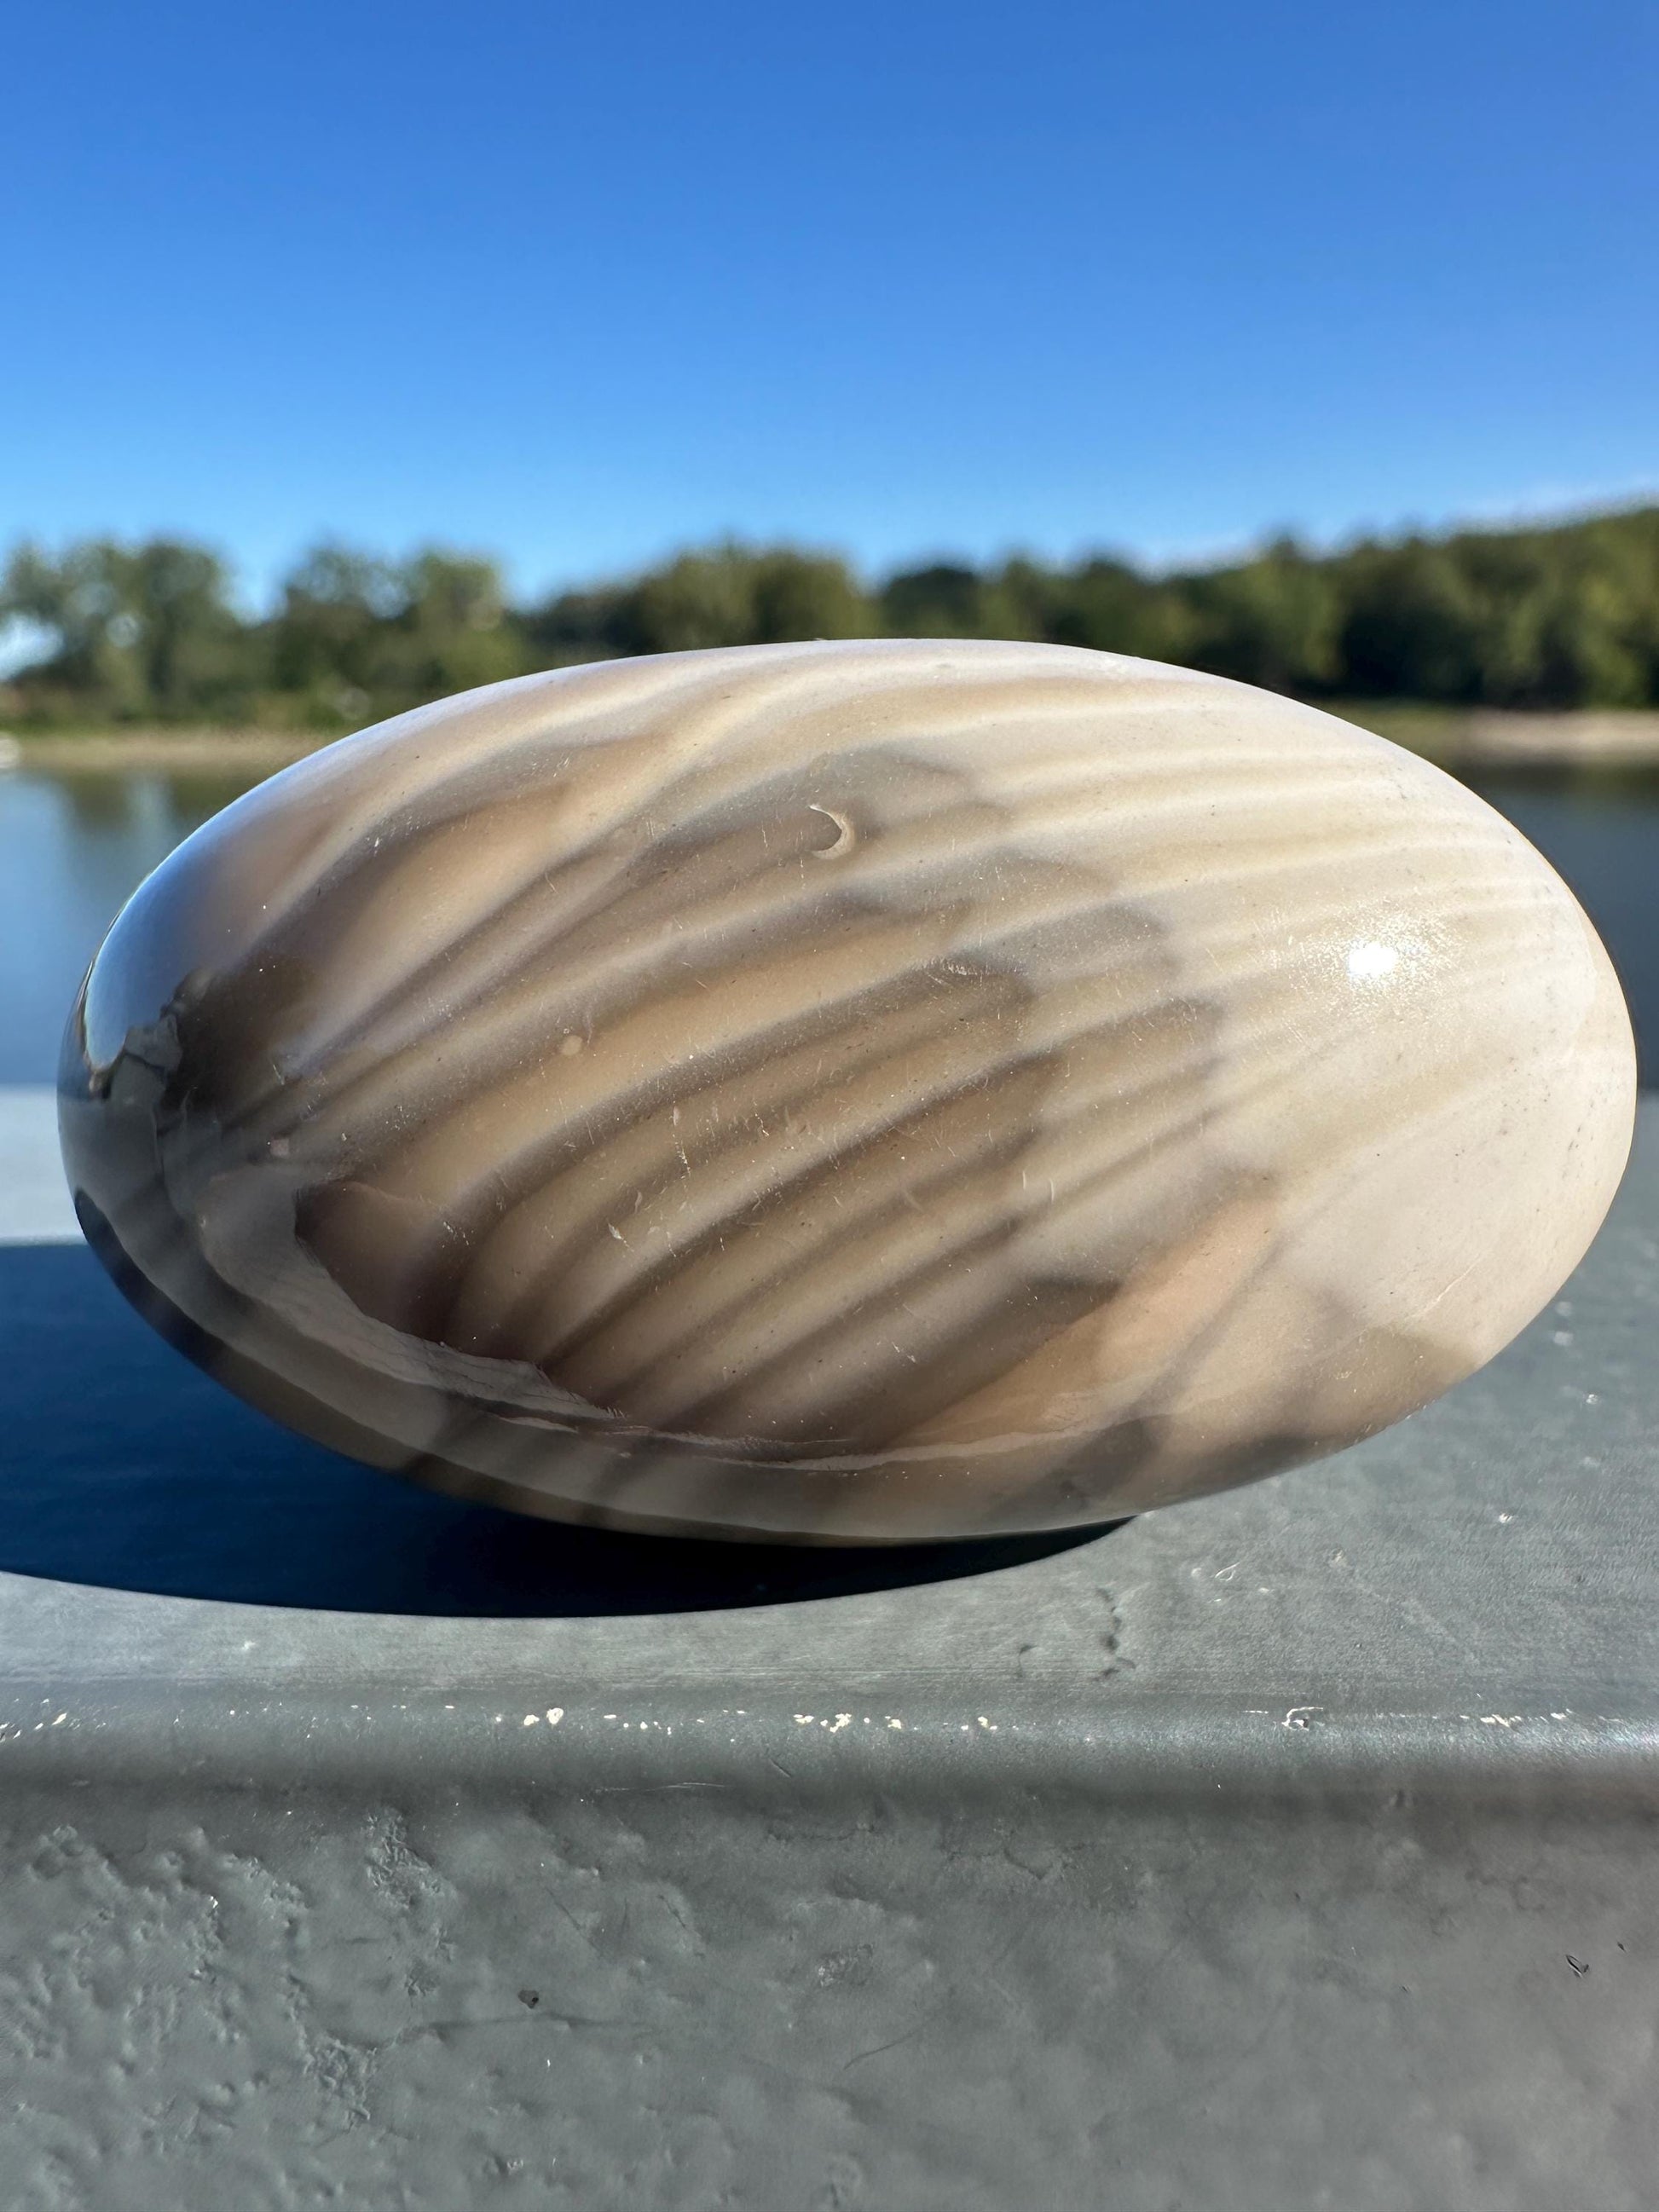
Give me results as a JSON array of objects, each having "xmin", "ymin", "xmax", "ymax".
[{"xmin": 1, "ymin": 729, "xmax": 324, "ymax": 774}]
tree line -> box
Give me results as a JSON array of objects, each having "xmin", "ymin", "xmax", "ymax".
[{"xmin": 4, "ymin": 504, "xmax": 1658, "ymax": 731}]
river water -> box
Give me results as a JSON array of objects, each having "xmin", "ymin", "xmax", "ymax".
[{"xmin": 1, "ymin": 756, "xmax": 1654, "ymax": 1087}]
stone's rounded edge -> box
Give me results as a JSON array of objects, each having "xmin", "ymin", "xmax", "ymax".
[
  {"xmin": 58, "ymin": 638, "xmax": 1644, "ymax": 1545},
  {"xmin": 1540, "ymin": 881, "xmax": 1642, "ymax": 1288}
]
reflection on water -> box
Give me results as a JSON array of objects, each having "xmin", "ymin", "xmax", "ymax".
[
  {"xmin": 1, "ymin": 755, "xmax": 1654, "ymax": 1086},
  {"xmin": 0, "ymin": 766, "xmax": 254, "ymax": 1085}
]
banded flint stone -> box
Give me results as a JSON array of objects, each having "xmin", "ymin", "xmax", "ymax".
[{"xmin": 60, "ymin": 641, "xmax": 1636, "ymax": 1543}]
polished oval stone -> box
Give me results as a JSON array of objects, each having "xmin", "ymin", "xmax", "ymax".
[{"xmin": 61, "ymin": 641, "xmax": 1636, "ymax": 1543}]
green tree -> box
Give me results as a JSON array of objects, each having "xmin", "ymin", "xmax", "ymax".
[
  {"xmin": 622, "ymin": 547, "xmax": 765, "ymax": 653},
  {"xmin": 878, "ymin": 563, "xmax": 991, "ymax": 638},
  {"xmin": 1180, "ymin": 538, "xmax": 1344, "ymax": 695},
  {"xmin": 5, "ymin": 506, "xmax": 1659, "ymax": 729},
  {"xmin": 522, "ymin": 543, "xmax": 871, "ymax": 661},
  {"xmin": 269, "ymin": 543, "xmax": 403, "ymax": 712},
  {"xmin": 748, "ymin": 548, "xmax": 870, "ymax": 642},
  {"xmin": 1028, "ymin": 556, "xmax": 1199, "ymax": 664},
  {"xmin": 1334, "ymin": 540, "xmax": 1486, "ymax": 702},
  {"xmin": 1, "ymin": 536, "xmax": 246, "ymax": 722},
  {"xmin": 390, "ymin": 550, "xmax": 528, "ymax": 702},
  {"xmin": 266, "ymin": 543, "xmax": 528, "ymax": 723}
]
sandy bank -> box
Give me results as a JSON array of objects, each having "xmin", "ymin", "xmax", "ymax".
[{"xmin": 5, "ymin": 709, "xmax": 1659, "ymax": 777}]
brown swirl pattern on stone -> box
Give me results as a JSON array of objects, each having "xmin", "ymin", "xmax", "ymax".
[{"xmin": 60, "ymin": 640, "xmax": 1636, "ymax": 1542}]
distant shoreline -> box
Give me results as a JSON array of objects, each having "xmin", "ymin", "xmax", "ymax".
[
  {"xmin": 1353, "ymin": 707, "xmax": 1659, "ymax": 769},
  {"xmin": 0, "ymin": 731, "xmax": 326, "ymax": 773},
  {"xmin": 5, "ymin": 707, "xmax": 1659, "ymax": 777}
]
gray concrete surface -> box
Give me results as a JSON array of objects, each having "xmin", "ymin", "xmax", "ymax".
[{"xmin": 2, "ymin": 1090, "xmax": 1656, "ymax": 2209}]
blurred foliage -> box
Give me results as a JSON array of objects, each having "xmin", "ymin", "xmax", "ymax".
[
  {"xmin": 4, "ymin": 506, "xmax": 1659, "ymax": 730},
  {"xmin": 2, "ymin": 538, "xmax": 251, "ymax": 722}
]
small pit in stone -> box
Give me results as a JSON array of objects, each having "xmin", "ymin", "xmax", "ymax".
[{"xmin": 806, "ymin": 806, "xmax": 856, "ymax": 858}]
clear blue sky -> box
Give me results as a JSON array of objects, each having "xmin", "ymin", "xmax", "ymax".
[{"xmin": 5, "ymin": 0, "xmax": 1656, "ymax": 604}]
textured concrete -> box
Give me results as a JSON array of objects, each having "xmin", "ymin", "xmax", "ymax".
[{"xmin": 0, "ymin": 1093, "xmax": 1656, "ymax": 2208}]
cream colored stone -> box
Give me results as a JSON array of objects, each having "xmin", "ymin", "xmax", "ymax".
[{"xmin": 60, "ymin": 640, "xmax": 1637, "ymax": 1542}]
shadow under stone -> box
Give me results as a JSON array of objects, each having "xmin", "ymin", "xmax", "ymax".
[{"xmin": 0, "ymin": 1245, "xmax": 1113, "ymax": 1617}]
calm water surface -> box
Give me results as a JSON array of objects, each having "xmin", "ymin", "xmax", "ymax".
[
  {"xmin": 1, "ymin": 758, "xmax": 1654, "ymax": 1085},
  {"xmin": 0, "ymin": 765, "xmax": 254, "ymax": 1085}
]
